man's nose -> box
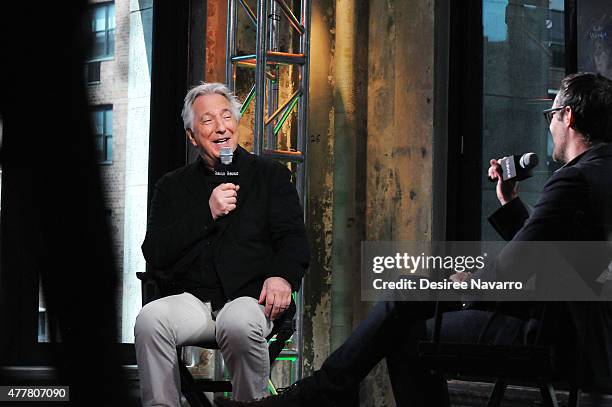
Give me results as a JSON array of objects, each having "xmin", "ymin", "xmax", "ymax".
[{"xmin": 214, "ymin": 118, "xmax": 226, "ymax": 133}]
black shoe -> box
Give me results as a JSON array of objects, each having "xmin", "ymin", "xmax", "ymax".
[{"xmin": 215, "ymin": 379, "xmax": 329, "ymax": 407}]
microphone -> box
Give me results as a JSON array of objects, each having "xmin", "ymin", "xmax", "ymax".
[
  {"xmin": 220, "ymin": 146, "xmax": 233, "ymax": 165},
  {"xmin": 214, "ymin": 147, "xmax": 239, "ymax": 184},
  {"xmin": 488, "ymin": 152, "xmax": 539, "ymax": 182}
]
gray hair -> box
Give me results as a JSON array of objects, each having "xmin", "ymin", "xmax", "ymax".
[{"xmin": 181, "ymin": 82, "xmax": 242, "ymax": 131}]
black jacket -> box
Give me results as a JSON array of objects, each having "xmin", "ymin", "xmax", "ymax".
[
  {"xmin": 141, "ymin": 145, "xmax": 310, "ymax": 303},
  {"xmin": 488, "ymin": 143, "xmax": 612, "ymax": 385}
]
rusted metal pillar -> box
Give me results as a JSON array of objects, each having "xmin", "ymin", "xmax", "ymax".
[
  {"xmin": 302, "ymin": 0, "xmax": 336, "ymax": 376},
  {"xmin": 305, "ymin": 0, "xmax": 442, "ymax": 395},
  {"xmin": 204, "ymin": 0, "xmax": 227, "ymax": 83},
  {"xmin": 330, "ymin": 0, "xmax": 367, "ymax": 350},
  {"xmin": 363, "ymin": 0, "xmax": 437, "ymax": 404},
  {"xmin": 367, "ymin": 0, "xmax": 435, "ymax": 244}
]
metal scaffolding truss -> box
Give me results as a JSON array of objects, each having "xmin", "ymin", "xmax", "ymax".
[{"xmin": 225, "ymin": 0, "xmax": 311, "ymax": 385}]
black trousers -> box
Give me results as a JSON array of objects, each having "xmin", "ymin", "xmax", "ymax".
[{"xmin": 306, "ymin": 301, "xmax": 534, "ymax": 407}]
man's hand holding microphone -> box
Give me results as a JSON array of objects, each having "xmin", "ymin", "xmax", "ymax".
[
  {"xmin": 488, "ymin": 158, "xmax": 519, "ymax": 205},
  {"xmin": 209, "ymin": 146, "xmax": 240, "ymax": 220},
  {"xmin": 487, "ymin": 152, "xmax": 539, "ymax": 205},
  {"xmin": 209, "ymin": 183, "xmax": 240, "ymax": 220}
]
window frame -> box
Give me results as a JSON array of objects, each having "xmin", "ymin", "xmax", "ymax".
[
  {"xmin": 445, "ymin": 0, "xmax": 577, "ymax": 241},
  {"xmin": 85, "ymin": 61, "xmax": 102, "ymax": 85},
  {"xmin": 91, "ymin": 105, "xmax": 113, "ymax": 164},
  {"xmin": 86, "ymin": 1, "xmax": 116, "ymax": 63}
]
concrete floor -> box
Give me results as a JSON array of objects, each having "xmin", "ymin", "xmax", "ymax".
[{"xmin": 3, "ymin": 366, "xmax": 612, "ymax": 406}]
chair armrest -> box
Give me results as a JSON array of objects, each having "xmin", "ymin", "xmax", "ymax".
[
  {"xmin": 136, "ymin": 271, "xmax": 163, "ymax": 305},
  {"xmin": 267, "ymin": 300, "xmax": 297, "ymax": 362}
]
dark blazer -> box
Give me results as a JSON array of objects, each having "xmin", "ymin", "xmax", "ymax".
[
  {"xmin": 488, "ymin": 143, "xmax": 612, "ymax": 385},
  {"xmin": 141, "ymin": 145, "xmax": 310, "ymax": 302}
]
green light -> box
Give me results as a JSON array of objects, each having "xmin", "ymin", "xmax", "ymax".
[
  {"xmin": 273, "ymin": 95, "xmax": 300, "ymax": 134},
  {"xmin": 268, "ymin": 337, "xmax": 294, "ymax": 343},
  {"xmin": 274, "ymin": 356, "xmax": 298, "ymax": 361},
  {"xmin": 268, "ymin": 379, "xmax": 277, "ymax": 395},
  {"xmin": 241, "ymin": 85, "xmax": 256, "ymax": 115}
]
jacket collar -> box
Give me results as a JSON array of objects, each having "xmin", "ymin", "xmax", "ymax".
[{"xmin": 556, "ymin": 142, "xmax": 612, "ymax": 171}]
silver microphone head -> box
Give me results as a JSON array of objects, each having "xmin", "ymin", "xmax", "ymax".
[
  {"xmin": 519, "ymin": 152, "xmax": 538, "ymax": 170},
  {"xmin": 220, "ymin": 147, "xmax": 233, "ymax": 165}
]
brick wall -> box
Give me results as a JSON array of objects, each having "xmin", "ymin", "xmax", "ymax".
[{"xmin": 86, "ymin": 0, "xmax": 129, "ymax": 283}]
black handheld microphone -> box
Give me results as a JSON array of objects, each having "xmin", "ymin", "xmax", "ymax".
[{"xmin": 488, "ymin": 152, "xmax": 539, "ymax": 182}]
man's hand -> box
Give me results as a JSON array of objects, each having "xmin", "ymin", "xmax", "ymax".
[
  {"xmin": 488, "ymin": 158, "xmax": 519, "ymax": 205},
  {"xmin": 258, "ymin": 276, "xmax": 292, "ymax": 320},
  {"xmin": 209, "ymin": 183, "xmax": 240, "ymax": 220},
  {"xmin": 449, "ymin": 271, "xmax": 472, "ymax": 283}
]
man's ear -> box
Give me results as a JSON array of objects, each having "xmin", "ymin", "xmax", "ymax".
[
  {"xmin": 186, "ymin": 129, "xmax": 196, "ymax": 146},
  {"xmin": 565, "ymin": 106, "xmax": 575, "ymax": 128}
]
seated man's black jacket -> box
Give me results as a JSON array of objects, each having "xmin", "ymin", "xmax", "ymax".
[
  {"xmin": 141, "ymin": 145, "xmax": 310, "ymax": 305},
  {"xmin": 486, "ymin": 143, "xmax": 612, "ymax": 385}
]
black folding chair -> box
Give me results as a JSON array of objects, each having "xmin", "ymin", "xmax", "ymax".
[
  {"xmin": 416, "ymin": 301, "xmax": 607, "ymax": 407},
  {"xmin": 136, "ymin": 271, "xmax": 296, "ymax": 407}
]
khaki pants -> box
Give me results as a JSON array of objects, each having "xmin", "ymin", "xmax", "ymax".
[{"xmin": 134, "ymin": 293, "xmax": 273, "ymax": 406}]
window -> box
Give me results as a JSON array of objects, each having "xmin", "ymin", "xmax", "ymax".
[
  {"xmin": 92, "ymin": 106, "xmax": 113, "ymax": 163},
  {"xmin": 481, "ymin": 0, "xmax": 565, "ymax": 240},
  {"xmin": 88, "ymin": 2, "xmax": 115, "ymax": 61},
  {"xmin": 85, "ymin": 61, "xmax": 101, "ymax": 84}
]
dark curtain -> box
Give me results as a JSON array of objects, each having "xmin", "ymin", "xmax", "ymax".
[{"xmin": 0, "ymin": 2, "xmax": 130, "ymax": 405}]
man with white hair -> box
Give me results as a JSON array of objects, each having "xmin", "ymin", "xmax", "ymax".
[{"xmin": 135, "ymin": 82, "xmax": 310, "ymax": 406}]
